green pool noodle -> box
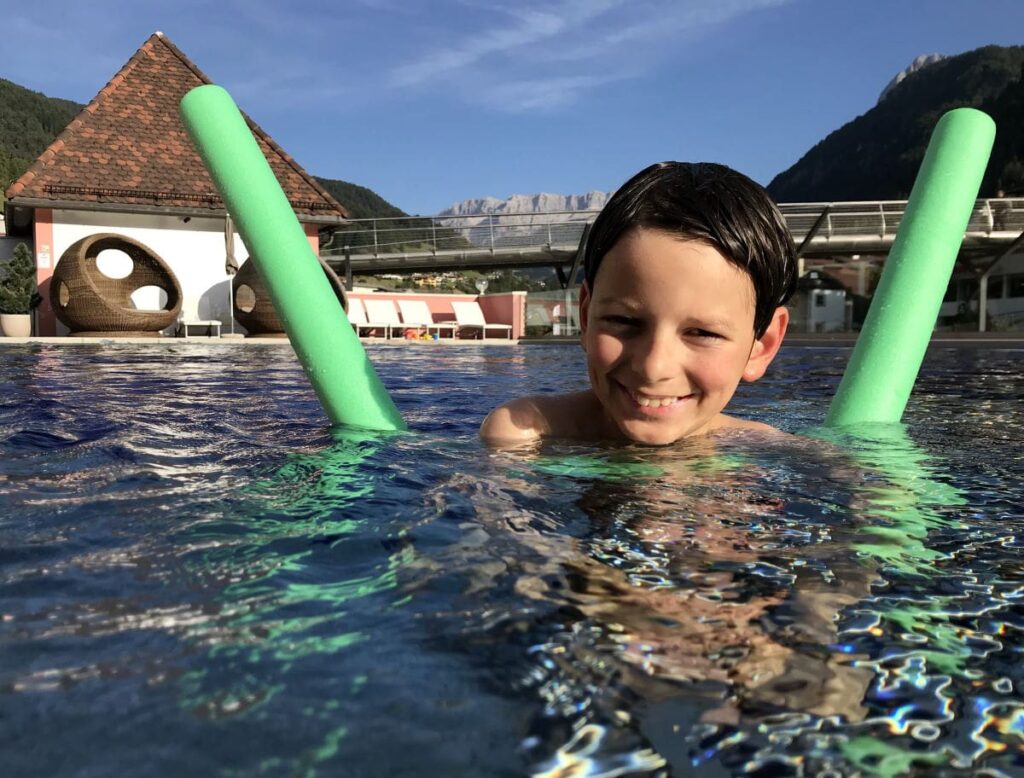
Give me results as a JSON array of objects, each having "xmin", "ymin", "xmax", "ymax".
[
  {"xmin": 179, "ymin": 85, "xmax": 405, "ymax": 432},
  {"xmin": 825, "ymin": 108, "xmax": 995, "ymax": 427}
]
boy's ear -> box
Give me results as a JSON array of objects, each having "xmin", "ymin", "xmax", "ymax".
[
  {"xmin": 742, "ymin": 306, "xmax": 789, "ymax": 382},
  {"xmin": 578, "ymin": 281, "xmax": 591, "ymax": 340}
]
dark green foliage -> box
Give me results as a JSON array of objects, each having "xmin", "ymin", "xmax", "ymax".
[
  {"xmin": 315, "ymin": 176, "xmax": 407, "ymax": 220},
  {"xmin": 0, "ymin": 243, "xmax": 40, "ymax": 314},
  {"xmin": 315, "ymin": 176, "xmax": 472, "ymax": 253},
  {"xmin": 768, "ymin": 46, "xmax": 1024, "ymax": 201},
  {"xmin": 0, "ymin": 78, "xmax": 83, "ymax": 203}
]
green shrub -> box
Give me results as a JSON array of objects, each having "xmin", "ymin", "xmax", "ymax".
[{"xmin": 0, "ymin": 242, "xmax": 41, "ymax": 314}]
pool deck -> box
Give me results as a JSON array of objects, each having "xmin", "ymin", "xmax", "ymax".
[{"xmin": 0, "ymin": 332, "xmax": 1022, "ymax": 348}]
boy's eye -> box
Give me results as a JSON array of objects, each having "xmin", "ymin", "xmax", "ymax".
[
  {"xmin": 689, "ymin": 328, "xmax": 723, "ymax": 340},
  {"xmin": 602, "ymin": 315, "xmax": 640, "ymax": 328}
]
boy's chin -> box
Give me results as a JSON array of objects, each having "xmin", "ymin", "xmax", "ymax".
[{"xmin": 616, "ymin": 419, "xmax": 690, "ymax": 447}]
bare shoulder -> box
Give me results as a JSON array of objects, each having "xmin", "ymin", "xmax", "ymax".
[
  {"xmin": 480, "ymin": 391, "xmax": 601, "ymax": 443},
  {"xmin": 479, "ymin": 397, "xmax": 550, "ymax": 443}
]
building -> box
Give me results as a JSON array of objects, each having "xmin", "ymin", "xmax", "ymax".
[
  {"xmin": 939, "ymin": 254, "xmax": 1024, "ymax": 330},
  {"xmin": 3, "ymin": 32, "xmax": 348, "ymax": 336},
  {"xmin": 791, "ymin": 270, "xmax": 849, "ymax": 333}
]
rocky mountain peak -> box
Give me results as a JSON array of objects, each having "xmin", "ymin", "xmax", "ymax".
[
  {"xmin": 878, "ymin": 53, "xmax": 948, "ymax": 103},
  {"xmin": 438, "ymin": 191, "xmax": 609, "ymax": 218}
]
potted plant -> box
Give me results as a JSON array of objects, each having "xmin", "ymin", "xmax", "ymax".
[{"xmin": 0, "ymin": 242, "xmax": 41, "ymax": 337}]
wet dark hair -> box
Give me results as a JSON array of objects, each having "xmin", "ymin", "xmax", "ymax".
[{"xmin": 583, "ymin": 162, "xmax": 797, "ymax": 337}]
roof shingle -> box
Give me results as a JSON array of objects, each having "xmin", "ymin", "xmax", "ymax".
[{"xmin": 5, "ymin": 32, "xmax": 348, "ymax": 223}]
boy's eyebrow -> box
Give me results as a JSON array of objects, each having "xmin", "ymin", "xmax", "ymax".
[
  {"xmin": 593, "ymin": 298, "xmax": 737, "ymax": 331},
  {"xmin": 593, "ymin": 294, "xmax": 642, "ymax": 308}
]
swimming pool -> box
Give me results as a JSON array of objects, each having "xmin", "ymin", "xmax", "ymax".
[{"xmin": 1, "ymin": 342, "xmax": 1022, "ymax": 776}]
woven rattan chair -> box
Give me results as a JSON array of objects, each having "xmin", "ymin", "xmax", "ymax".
[
  {"xmin": 50, "ymin": 234, "xmax": 182, "ymax": 337},
  {"xmin": 233, "ymin": 257, "xmax": 348, "ymax": 337}
]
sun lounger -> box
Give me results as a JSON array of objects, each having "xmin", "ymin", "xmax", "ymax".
[
  {"xmin": 177, "ymin": 318, "xmax": 221, "ymax": 338},
  {"xmin": 451, "ymin": 301, "xmax": 514, "ymax": 340},
  {"xmin": 396, "ymin": 300, "xmax": 458, "ymax": 338},
  {"xmin": 347, "ymin": 298, "xmax": 393, "ymax": 339},
  {"xmin": 363, "ymin": 299, "xmax": 403, "ymax": 340}
]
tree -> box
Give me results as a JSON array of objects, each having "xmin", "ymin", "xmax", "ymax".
[{"xmin": 0, "ymin": 243, "xmax": 40, "ymax": 314}]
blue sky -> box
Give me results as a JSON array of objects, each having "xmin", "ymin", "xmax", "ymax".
[{"xmin": 6, "ymin": 0, "xmax": 1024, "ymax": 215}]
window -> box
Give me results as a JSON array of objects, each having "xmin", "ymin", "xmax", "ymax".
[
  {"xmin": 1009, "ymin": 274, "xmax": 1024, "ymax": 299},
  {"xmin": 814, "ymin": 293, "xmax": 826, "ymax": 307},
  {"xmin": 987, "ymin": 275, "xmax": 1005, "ymax": 299}
]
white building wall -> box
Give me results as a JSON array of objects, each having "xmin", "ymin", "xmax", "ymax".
[
  {"xmin": 51, "ymin": 209, "xmax": 251, "ymax": 334},
  {"xmin": 807, "ymin": 289, "xmax": 846, "ymax": 333}
]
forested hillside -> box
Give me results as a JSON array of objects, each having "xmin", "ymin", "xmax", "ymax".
[
  {"xmin": 768, "ymin": 46, "xmax": 1024, "ymax": 201},
  {"xmin": 0, "ymin": 78, "xmax": 82, "ymax": 204}
]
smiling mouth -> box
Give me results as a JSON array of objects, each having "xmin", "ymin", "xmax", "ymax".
[{"xmin": 624, "ymin": 387, "xmax": 693, "ymax": 409}]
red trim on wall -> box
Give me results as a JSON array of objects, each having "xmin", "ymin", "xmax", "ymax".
[
  {"xmin": 305, "ymin": 222, "xmax": 319, "ymax": 254},
  {"xmin": 33, "ymin": 209, "xmax": 56, "ymax": 336}
]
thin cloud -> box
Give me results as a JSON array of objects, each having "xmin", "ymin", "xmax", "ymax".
[
  {"xmin": 480, "ymin": 74, "xmax": 624, "ymax": 112},
  {"xmin": 388, "ymin": 0, "xmax": 626, "ymax": 87},
  {"xmin": 389, "ymin": 8, "xmax": 570, "ymax": 88},
  {"xmin": 229, "ymin": 71, "xmax": 352, "ymax": 108},
  {"xmin": 387, "ymin": 0, "xmax": 792, "ymax": 111}
]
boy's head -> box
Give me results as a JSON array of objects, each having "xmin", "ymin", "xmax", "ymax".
[
  {"xmin": 583, "ymin": 162, "xmax": 796, "ymax": 337},
  {"xmin": 577, "ymin": 162, "xmax": 796, "ymax": 444}
]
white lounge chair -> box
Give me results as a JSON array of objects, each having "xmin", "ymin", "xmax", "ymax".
[
  {"xmin": 347, "ymin": 298, "xmax": 393, "ymax": 338},
  {"xmin": 363, "ymin": 299, "xmax": 403, "ymax": 340},
  {"xmin": 176, "ymin": 317, "xmax": 221, "ymax": 338},
  {"xmin": 397, "ymin": 300, "xmax": 458, "ymax": 338},
  {"xmin": 452, "ymin": 301, "xmax": 513, "ymax": 340}
]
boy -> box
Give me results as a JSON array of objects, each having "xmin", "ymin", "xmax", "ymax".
[{"xmin": 480, "ymin": 161, "xmax": 797, "ymax": 445}]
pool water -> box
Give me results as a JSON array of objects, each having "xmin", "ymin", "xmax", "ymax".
[{"xmin": 1, "ymin": 342, "xmax": 1023, "ymax": 776}]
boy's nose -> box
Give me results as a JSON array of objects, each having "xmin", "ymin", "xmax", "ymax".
[{"xmin": 633, "ymin": 330, "xmax": 683, "ymax": 383}]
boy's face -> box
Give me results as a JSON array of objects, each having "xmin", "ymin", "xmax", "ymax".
[{"xmin": 579, "ymin": 228, "xmax": 785, "ymax": 445}]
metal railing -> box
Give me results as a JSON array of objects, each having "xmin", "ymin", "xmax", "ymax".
[
  {"xmin": 321, "ymin": 210, "xmax": 596, "ymax": 259},
  {"xmin": 320, "ymin": 199, "xmax": 1023, "ymax": 262},
  {"xmin": 780, "ymin": 198, "xmax": 1022, "ymax": 247}
]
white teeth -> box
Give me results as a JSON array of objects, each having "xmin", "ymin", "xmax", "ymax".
[{"xmin": 631, "ymin": 391, "xmax": 680, "ymax": 408}]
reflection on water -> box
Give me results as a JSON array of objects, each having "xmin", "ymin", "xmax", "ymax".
[{"xmin": 1, "ymin": 343, "xmax": 1023, "ymax": 776}]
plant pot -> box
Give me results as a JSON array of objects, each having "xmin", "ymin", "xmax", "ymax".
[{"xmin": 0, "ymin": 314, "xmax": 32, "ymax": 337}]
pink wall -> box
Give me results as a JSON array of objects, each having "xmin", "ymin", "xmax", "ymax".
[
  {"xmin": 34, "ymin": 209, "xmax": 56, "ymax": 336},
  {"xmin": 349, "ymin": 290, "xmax": 525, "ymax": 338},
  {"xmin": 479, "ymin": 292, "xmax": 525, "ymax": 337}
]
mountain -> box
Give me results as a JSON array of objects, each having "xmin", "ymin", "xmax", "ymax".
[
  {"xmin": 768, "ymin": 45, "xmax": 1024, "ymax": 202},
  {"xmin": 433, "ymin": 191, "xmax": 606, "ymax": 258},
  {"xmin": 0, "ymin": 78, "xmax": 83, "ymax": 205},
  {"xmin": 439, "ymin": 191, "xmax": 608, "ymax": 219},
  {"xmin": 877, "ymin": 53, "xmax": 947, "ymax": 103},
  {"xmin": 314, "ymin": 177, "xmax": 407, "ymax": 219}
]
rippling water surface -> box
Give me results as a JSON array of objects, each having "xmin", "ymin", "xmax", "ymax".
[{"xmin": 2, "ymin": 342, "xmax": 1023, "ymax": 777}]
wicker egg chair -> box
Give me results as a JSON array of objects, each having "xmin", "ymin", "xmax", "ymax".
[
  {"xmin": 233, "ymin": 256, "xmax": 348, "ymax": 337},
  {"xmin": 50, "ymin": 234, "xmax": 183, "ymax": 337}
]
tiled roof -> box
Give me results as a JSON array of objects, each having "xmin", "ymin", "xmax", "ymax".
[{"xmin": 5, "ymin": 32, "xmax": 348, "ymax": 223}]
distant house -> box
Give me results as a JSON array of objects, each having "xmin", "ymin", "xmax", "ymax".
[
  {"xmin": 792, "ymin": 270, "xmax": 848, "ymax": 333},
  {"xmin": 3, "ymin": 32, "xmax": 348, "ymax": 336},
  {"xmin": 939, "ymin": 254, "xmax": 1024, "ymax": 330}
]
